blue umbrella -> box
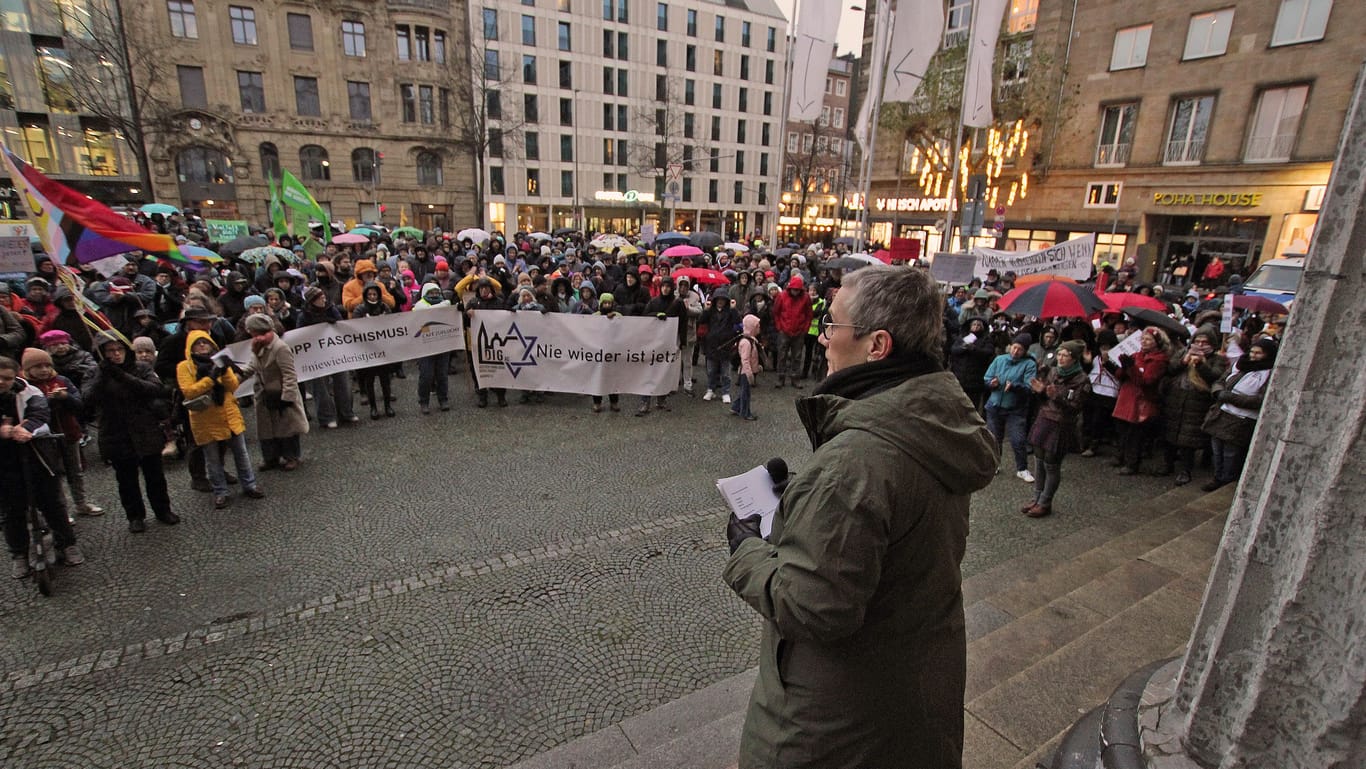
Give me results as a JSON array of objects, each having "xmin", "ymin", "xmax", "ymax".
[{"xmin": 654, "ymin": 231, "xmax": 690, "ymax": 246}]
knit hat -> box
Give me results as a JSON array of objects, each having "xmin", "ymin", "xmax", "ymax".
[
  {"xmin": 20, "ymin": 347, "xmax": 52, "ymax": 371},
  {"xmin": 304, "ymin": 286, "xmax": 325, "ymax": 304},
  {"xmin": 1192, "ymin": 325, "xmax": 1221, "ymax": 345},
  {"xmin": 599, "ymin": 292, "xmax": 615, "ymax": 304},
  {"xmin": 38, "ymin": 330, "xmax": 72, "ymax": 347},
  {"xmin": 1059, "ymin": 340, "xmax": 1086, "ymax": 360},
  {"xmin": 244, "ymin": 314, "xmax": 274, "ymax": 334},
  {"xmin": 244, "ymin": 294, "xmax": 267, "ymax": 310},
  {"xmin": 1012, "ymin": 332, "xmax": 1033, "ymax": 347},
  {"xmin": 132, "ymin": 337, "xmax": 157, "ymax": 355}
]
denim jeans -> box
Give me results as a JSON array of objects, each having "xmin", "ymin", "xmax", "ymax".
[
  {"xmin": 311, "ymin": 372, "xmax": 354, "ymax": 423},
  {"xmin": 1210, "ymin": 437, "xmax": 1246, "ymax": 485},
  {"xmin": 417, "ymin": 351, "xmax": 451, "ymax": 406},
  {"xmin": 731, "ymin": 374, "xmax": 753, "ymax": 418},
  {"xmin": 777, "ymin": 334, "xmax": 805, "ymax": 381},
  {"xmin": 706, "ymin": 354, "xmax": 731, "ymax": 396},
  {"xmin": 985, "ymin": 405, "xmax": 1029, "ymax": 471},
  {"xmin": 206, "ymin": 433, "xmax": 258, "ymax": 497}
]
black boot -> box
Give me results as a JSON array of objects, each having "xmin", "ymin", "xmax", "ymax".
[
  {"xmin": 477, "ymin": 391, "xmax": 488, "ymax": 408},
  {"xmin": 385, "ymin": 403, "xmax": 396, "ymax": 418},
  {"xmin": 370, "ymin": 405, "xmax": 380, "ymax": 420}
]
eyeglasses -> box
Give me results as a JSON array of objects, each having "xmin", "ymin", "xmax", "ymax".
[{"xmin": 818, "ymin": 312, "xmax": 868, "ymax": 338}]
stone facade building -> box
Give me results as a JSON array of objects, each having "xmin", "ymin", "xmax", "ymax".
[
  {"xmin": 778, "ymin": 54, "xmax": 857, "ymax": 244},
  {"xmin": 125, "ymin": 0, "xmax": 476, "ymax": 230}
]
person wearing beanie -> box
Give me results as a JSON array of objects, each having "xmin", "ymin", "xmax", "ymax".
[
  {"xmin": 84, "ymin": 330, "xmax": 180, "ymax": 532},
  {"xmin": 1203, "ymin": 336, "xmax": 1276, "ymax": 491},
  {"xmin": 37, "ymin": 328, "xmax": 98, "ymax": 392},
  {"xmin": 1158, "ymin": 326, "xmax": 1228, "ymax": 486},
  {"xmin": 589, "ymin": 293, "xmax": 622, "ymax": 412},
  {"xmin": 176, "ymin": 329, "xmax": 265, "ymax": 508},
  {"xmin": 1110, "ymin": 326, "xmax": 1171, "ymax": 475},
  {"xmin": 1020, "ymin": 339, "xmax": 1091, "ymax": 517},
  {"xmin": 984, "ymin": 332, "xmax": 1039, "ymax": 482},
  {"xmin": 239, "ymin": 312, "xmax": 308, "ymax": 473},
  {"xmin": 131, "ymin": 336, "xmax": 159, "ymax": 365},
  {"xmin": 22, "ymin": 346, "xmax": 104, "ymax": 519}
]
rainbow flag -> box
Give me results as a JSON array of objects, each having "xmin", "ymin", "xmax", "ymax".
[{"xmin": 1, "ymin": 146, "xmax": 201, "ymax": 270}]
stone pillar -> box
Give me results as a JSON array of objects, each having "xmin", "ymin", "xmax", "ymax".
[{"xmin": 1164, "ymin": 63, "xmax": 1366, "ymax": 768}]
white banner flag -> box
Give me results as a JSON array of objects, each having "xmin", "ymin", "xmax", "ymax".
[
  {"xmin": 218, "ymin": 307, "xmax": 466, "ymax": 392},
  {"xmin": 787, "ymin": 0, "xmax": 841, "ymax": 122},
  {"xmin": 972, "ymin": 234, "xmax": 1097, "ymax": 281},
  {"xmin": 882, "ymin": 0, "xmax": 943, "ymax": 103},
  {"xmin": 963, "ymin": 0, "xmax": 1009, "ymax": 128},
  {"xmin": 854, "ymin": 0, "xmax": 892, "ymax": 153},
  {"xmin": 469, "ymin": 310, "xmax": 680, "ymax": 396}
]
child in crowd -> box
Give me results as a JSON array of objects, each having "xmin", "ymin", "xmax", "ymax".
[
  {"xmin": 21, "ymin": 347, "xmax": 103, "ymax": 518},
  {"xmin": 731, "ymin": 314, "xmax": 762, "ymax": 421}
]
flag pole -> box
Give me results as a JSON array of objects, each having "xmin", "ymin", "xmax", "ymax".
[
  {"xmin": 942, "ymin": 27, "xmax": 972, "ymax": 254},
  {"xmin": 857, "ymin": 2, "xmax": 893, "ymax": 249}
]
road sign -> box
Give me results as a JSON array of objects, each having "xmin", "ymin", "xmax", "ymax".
[
  {"xmin": 666, "ymin": 163, "xmax": 684, "ymax": 184},
  {"xmin": 993, "ymin": 205, "xmax": 1006, "ymax": 235}
]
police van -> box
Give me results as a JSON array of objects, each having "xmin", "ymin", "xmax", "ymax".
[{"xmin": 1242, "ymin": 256, "xmax": 1305, "ymax": 307}]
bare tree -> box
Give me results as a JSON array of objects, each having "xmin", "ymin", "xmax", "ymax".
[
  {"xmin": 629, "ymin": 76, "xmax": 711, "ymax": 226},
  {"xmin": 54, "ymin": 0, "xmax": 175, "ymax": 194},
  {"xmin": 448, "ymin": 35, "xmax": 529, "ymax": 226},
  {"xmin": 782, "ymin": 118, "xmax": 849, "ymax": 242}
]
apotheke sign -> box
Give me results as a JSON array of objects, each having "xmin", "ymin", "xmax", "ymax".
[
  {"xmin": 873, "ymin": 197, "xmax": 957, "ymax": 213},
  {"xmin": 1152, "ymin": 191, "xmax": 1263, "ymax": 207},
  {"xmin": 594, "ymin": 190, "xmax": 656, "ymax": 203}
]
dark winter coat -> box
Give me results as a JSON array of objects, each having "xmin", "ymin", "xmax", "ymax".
[
  {"xmin": 698, "ymin": 292, "xmax": 742, "ymax": 356},
  {"xmin": 724, "ymin": 359, "xmax": 997, "ymax": 769},
  {"xmin": 1162, "ymin": 354, "xmax": 1228, "ymax": 448},
  {"xmin": 949, "ymin": 332, "xmax": 996, "ymax": 395},
  {"xmin": 83, "ymin": 335, "xmax": 172, "ymax": 460}
]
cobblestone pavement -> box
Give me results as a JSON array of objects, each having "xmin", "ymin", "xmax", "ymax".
[{"xmin": 0, "ymin": 371, "xmax": 1183, "ymax": 767}]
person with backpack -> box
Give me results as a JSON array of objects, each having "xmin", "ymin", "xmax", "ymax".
[
  {"xmin": 731, "ymin": 314, "xmax": 762, "ymax": 421},
  {"xmin": 699, "ymin": 287, "xmax": 741, "ymax": 405}
]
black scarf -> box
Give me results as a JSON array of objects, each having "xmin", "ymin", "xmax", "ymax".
[
  {"xmin": 814, "ymin": 352, "xmax": 943, "ymax": 401},
  {"xmin": 1234, "ymin": 353, "xmax": 1275, "ymax": 373}
]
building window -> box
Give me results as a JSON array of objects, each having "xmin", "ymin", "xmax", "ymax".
[
  {"xmin": 352, "ymin": 148, "xmax": 377, "ymax": 183},
  {"xmin": 714, "ymin": 15, "xmax": 725, "ymax": 42},
  {"xmin": 766, "ymin": 26, "xmax": 775, "ymax": 52},
  {"xmin": 763, "ymin": 91, "xmax": 772, "ymax": 115},
  {"xmin": 560, "ymin": 97, "xmax": 573, "ymax": 125},
  {"xmin": 347, "ymin": 81, "xmax": 371, "ymax": 121},
  {"xmin": 685, "ymin": 79, "xmax": 694, "ymax": 105},
  {"xmin": 787, "ymin": 131, "xmax": 797, "ymax": 153},
  {"xmin": 72, "ymin": 121, "xmax": 114, "ymax": 175},
  {"xmin": 177, "ymin": 146, "xmax": 233, "ymax": 184},
  {"xmin": 483, "ymin": 7, "xmax": 498, "ymax": 39},
  {"xmin": 682, "ymin": 177, "xmax": 692, "ymax": 202},
  {"xmin": 657, "ymin": 39, "xmax": 668, "ymax": 66},
  {"xmin": 342, "ymin": 20, "xmax": 366, "ymax": 56},
  {"xmin": 686, "ymin": 9, "xmax": 696, "ymax": 36},
  {"xmin": 168, "ymin": 1, "xmax": 197, "ymax": 39},
  {"xmin": 489, "ymin": 128, "xmax": 504, "ymax": 157},
  {"xmin": 761, "ymin": 123, "xmax": 770, "ymax": 146},
  {"xmin": 742, "ymin": 20, "xmax": 751, "ymax": 47},
  {"xmin": 559, "ymin": 60, "xmax": 573, "ymax": 88},
  {"xmin": 686, "ymin": 44, "xmax": 696, "ymax": 71},
  {"xmin": 618, "ymin": 69, "xmax": 628, "ymax": 96},
  {"xmin": 1164, "ymin": 95, "xmax": 1215, "ymax": 164},
  {"xmin": 737, "ymin": 119, "xmax": 747, "ymax": 143},
  {"xmin": 1110, "ymin": 24, "xmax": 1151, "ymax": 70},
  {"xmin": 947, "ymin": 0, "xmax": 972, "ymax": 36},
  {"xmin": 558, "ymin": 21, "xmax": 571, "ymax": 50},
  {"xmin": 413, "ymin": 26, "xmax": 430, "ymax": 61},
  {"xmin": 419, "ymin": 85, "xmax": 435, "ymax": 123},
  {"xmin": 401, "ymin": 84, "xmax": 416, "ymax": 122},
  {"xmin": 299, "ymin": 145, "xmax": 329, "ymax": 181},
  {"xmin": 833, "ymin": 107, "xmax": 844, "ymax": 128},
  {"xmin": 1008, "ymin": 0, "xmax": 1038, "ymax": 33},
  {"xmin": 559, "ymin": 170, "xmax": 573, "ymax": 197},
  {"xmin": 526, "ymin": 131, "xmax": 540, "ymax": 160},
  {"xmin": 603, "ymin": 103, "xmax": 615, "ymax": 130},
  {"xmin": 740, "ymin": 55, "xmax": 749, "ymax": 80},
  {"xmin": 734, "ymin": 181, "xmax": 743, "ymax": 204},
  {"xmin": 734, "ymin": 151, "xmax": 745, "ymax": 174},
  {"xmin": 524, "ymin": 94, "xmax": 539, "ymax": 122},
  {"xmin": 490, "ymin": 166, "xmax": 505, "ymax": 195},
  {"xmin": 485, "ymin": 50, "xmax": 500, "ymax": 79},
  {"xmin": 561, "ymin": 134, "xmax": 574, "ymax": 161},
  {"xmin": 487, "ymin": 90, "xmax": 502, "ymax": 119},
  {"xmin": 417, "ymin": 152, "xmax": 443, "ymax": 186},
  {"xmin": 765, "ymin": 59, "xmax": 774, "ymax": 84},
  {"xmin": 738, "ymin": 88, "xmax": 748, "ymax": 112},
  {"xmin": 603, "ymin": 29, "xmax": 614, "ymax": 57},
  {"xmin": 237, "ymin": 71, "xmax": 265, "ymax": 113},
  {"xmin": 835, "ymin": 79, "xmax": 846, "ymax": 96},
  {"xmin": 259, "ymin": 142, "xmax": 280, "ymax": 181},
  {"xmin": 713, "ymin": 49, "xmax": 724, "ymax": 76},
  {"xmin": 16, "ymin": 121, "xmax": 53, "ymax": 172},
  {"xmin": 1245, "ymin": 85, "xmax": 1308, "ymax": 162},
  {"xmin": 397, "ymin": 26, "xmax": 410, "ymax": 60},
  {"xmin": 1183, "ymin": 9, "xmax": 1234, "ymax": 60},
  {"xmin": 712, "ymin": 83, "xmax": 722, "ymax": 108},
  {"xmin": 617, "ymin": 31, "xmax": 629, "ymax": 60},
  {"xmin": 758, "ymin": 182, "xmax": 767, "ymax": 206},
  {"xmin": 657, "ymin": 2, "xmax": 667, "ymax": 30},
  {"xmin": 708, "ymin": 178, "xmax": 718, "ymax": 203},
  {"xmin": 522, "ymin": 14, "xmax": 536, "ymax": 45},
  {"xmin": 287, "ymin": 12, "xmax": 313, "ymax": 50},
  {"xmin": 1096, "ymin": 103, "xmax": 1137, "ymax": 165},
  {"xmin": 177, "ymin": 65, "xmax": 206, "ymax": 108},
  {"xmin": 228, "ymin": 6, "xmax": 256, "ymax": 45},
  {"xmin": 523, "ymin": 54, "xmax": 538, "ymax": 83},
  {"xmin": 527, "ymin": 169, "xmax": 540, "ymax": 196},
  {"xmin": 434, "ymin": 30, "xmax": 447, "ymax": 63},
  {"xmin": 710, "ymin": 115, "xmax": 721, "ymax": 141},
  {"xmin": 35, "ymin": 46, "xmax": 76, "ymax": 113},
  {"xmin": 440, "ymin": 87, "xmax": 450, "ymax": 126},
  {"xmin": 819, "ymin": 106, "xmax": 830, "ymax": 126},
  {"xmin": 294, "ymin": 76, "xmax": 320, "ymax": 116},
  {"xmin": 1271, "ymin": 0, "xmax": 1332, "ymax": 46},
  {"xmin": 759, "ymin": 152, "xmax": 768, "ymax": 174},
  {"xmin": 684, "ymin": 113, "xmax": 695, "ymax": 138}
]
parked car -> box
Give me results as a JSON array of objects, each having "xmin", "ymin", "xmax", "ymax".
[{"xmin": 1242, "ymin": 256, "xmax": 1305, "ymax": 307}]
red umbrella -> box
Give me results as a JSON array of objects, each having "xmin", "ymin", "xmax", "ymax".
[
  {"xmin": 661, "ymin": 244, "xmax": 704, "ymax": 258},
  {"xmin": 1231, "ymin": 294, "xmax": 1289, "ymax": 315},
  {"xmin": 671, "ymin": 267, "xmax": 730, "ymax": 286},
  {"xmin": 1099, "ymin": 292, "xmax": 1169, "ymax": 313},
  {"xmin": 998, "ymin": 280, "xmax": 1107, "ymax": 318}
]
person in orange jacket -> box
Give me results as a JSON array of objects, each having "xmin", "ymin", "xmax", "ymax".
[{"xmin": 341, "ymin": 258, "xmax": 396, "ymax": 317}]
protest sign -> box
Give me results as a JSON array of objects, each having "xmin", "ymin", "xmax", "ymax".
[
  {"xmin": 205, "ymin": 219, "xmax": 250, "ymax": 242},
  {"xmin": 469, "ymin": 310, "xmax": 679, "ymax": 396},
  {"xmin": 1107, "ymin": 329, "xmax": 1144, "ymax": 363},
  {"xmin": 219, "ymin": 307, "xmax": 465, "ymax": 394},
  {"xmin": 0, "ymin": 236, "xmax": 32, "ymax": 273},
  {"xmin": 973, "ymin": 234, "xmax": 1096, "ymax": 281},
  {"xmin": 930, "ymin": 253, "xmax": 977, "ymax": 285}
]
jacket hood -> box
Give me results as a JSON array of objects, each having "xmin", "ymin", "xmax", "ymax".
[
  {"xmin": 184, "ymin": 329, "xmax": 219, "ymax": 357},
  {"xmin": 798, "ymin": 370, "xmax": 998, "ymax": 496},
  {"xmin": 354, "ymin": 259, "xmax": 378, "ymax": 278},
  {"xmin": 93, "ymin": 329, "xmax": 132, "ymax": 358},
  {"xmin": 787, "ymin": 275, "xmax": 805, "ymax": 290},
  {"xmin": 742, "ymin": 314, "xmax": 761, "ymax": 336}
]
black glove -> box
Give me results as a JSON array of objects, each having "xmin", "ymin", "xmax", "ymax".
[
  {"xmin": 727, "ymin": 513, "xmax": 763, "ymax": 555},
  {"xmin": 766, "ymin": 457, "xmax": 790, "ymax": 497}
]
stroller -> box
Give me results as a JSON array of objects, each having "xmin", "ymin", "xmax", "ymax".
[{"xmin": 21, "ymin": 433, "xmax": 67, "ymax": 596}]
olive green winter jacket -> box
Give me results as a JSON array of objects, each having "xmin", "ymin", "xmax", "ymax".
[{"xmin": 724, "ymin": 364, "xmax": 998, "ymax": 769}]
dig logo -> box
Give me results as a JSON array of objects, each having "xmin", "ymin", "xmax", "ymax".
[{"xmin": 476, "ymin": 321, "xmax": 539, "ymax": 377}]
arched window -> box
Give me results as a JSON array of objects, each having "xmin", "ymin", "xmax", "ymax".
[
  {"xmin": 176, "ymin": 146, "xmax": 234, "ymax": 184},
  {"xmin": 259, "ymin": 142, "xmax": 280, "ymax": 182},
  {"xmin": 416, "ymin": 151, "xmax": 442, "ymax": 187},
  {"xmin": 352, "ymin": 147, "xmax": 376, "ymax": 183},
  {"xmin": 299, "ymin": 145, "xmax": 330, "ymax": 181}
]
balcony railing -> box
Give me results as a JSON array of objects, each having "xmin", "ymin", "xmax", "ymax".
[
  {"xmin": 1163, "ymin": 139, "xmax": 1205, "ymax": 165},
  {"xmin": 1095, "ymin": 142, "xmax": 1132, "ymax": 167},
  {"xmin": 1244, "ymin": 134, "xmax": 1295, "ymax": 162}
]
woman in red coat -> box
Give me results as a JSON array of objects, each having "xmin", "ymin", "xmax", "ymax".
[{"xmin": 1110, "ymin": 327, "xmax": 1170, "ymax": 475}]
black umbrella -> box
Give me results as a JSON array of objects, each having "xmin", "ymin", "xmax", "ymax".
[
  {"xmin": 1125, "ymin": 308, "xmax": 1191, "ymax": 339},
  {"xmin": 775, "ymin": 247, "xmax": 795, "ymax": 257},
  {"xmin": 834, "ymin": 236, "xmax": 858, "ymax": 247},
  {"xmin": 690, "ymin": 231, "xmax": 724, "ymax": 249},
  {"xmin": 821, "ymin": 257, "xmax": 875, "ymax": 271},
  {"xmin": 220, "ymin": 234, "xmax": 269, "ymax": 256},
  {"xmin": 654, "ymin": 231, "xmax": 690, "ymax": 247},
  {"xmin": 552, "ymin": 227, "xmax": 580, "ymax": 237}
]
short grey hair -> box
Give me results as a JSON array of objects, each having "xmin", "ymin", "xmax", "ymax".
[{"xmin": 841, "ymin": 266, "xmax": 944, "ymax": 361}]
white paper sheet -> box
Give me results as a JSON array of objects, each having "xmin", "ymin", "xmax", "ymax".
[{"xmin": 716, "ymin": 465, "xmax": 781, "ymax": 538}]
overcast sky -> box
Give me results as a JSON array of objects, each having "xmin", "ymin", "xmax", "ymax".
[{"xmin": 773, "ymin": 0, "xmax": 867, "ymax": 56}]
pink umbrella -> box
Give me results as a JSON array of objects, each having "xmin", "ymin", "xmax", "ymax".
[
  {"xmin": 333, "ymin": 233, "xmax": 370, "ymax": 245},
  {"xmin": 661, "ymin": 244, "xmax": 704, "ymax": 258}
]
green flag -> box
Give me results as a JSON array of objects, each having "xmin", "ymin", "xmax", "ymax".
[
  {"xmin": 267, "ymin": 176, "xmax": 289, "ymax": 238},
  {"xmin": 279, "ymin": 170, "xmax": 330, "ymax": 243}
]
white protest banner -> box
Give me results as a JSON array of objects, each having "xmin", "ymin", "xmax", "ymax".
[
  {"xmin": 218, "ymin": 307, "xmax": 465, "ymax": 394},
  {"xmin": 469, "ymin": 310, "xmax": 679, "ymax": 396},
  {"xmin": 0, "ymin": 236, "xmax": 32, "ymax": 273},
  {"xmin": 972, "ymin": 234, "xmax": 1096, "ymax": 281}
]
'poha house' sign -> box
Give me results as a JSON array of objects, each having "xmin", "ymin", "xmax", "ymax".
[{"xmin": 1152, "ymin": 191, "xmax": 1264, "ymax": 207}]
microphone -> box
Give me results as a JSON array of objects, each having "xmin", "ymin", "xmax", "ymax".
[{"xmin": 765, "ymin": 457, "xmax": 788, "ymax": 486}]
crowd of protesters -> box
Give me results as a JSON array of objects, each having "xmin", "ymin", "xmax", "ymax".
[{"xmin": 0, "ymin": 219, "xmax": 1285, "ymax": 578}]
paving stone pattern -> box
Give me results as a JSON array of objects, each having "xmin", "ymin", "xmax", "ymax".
[{"xmin": 0, "ymin": 375, "xmax": 1187, "ymax": 766}]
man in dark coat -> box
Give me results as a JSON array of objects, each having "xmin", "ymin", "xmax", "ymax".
[{"xmin": 724, "ymin": 266, "xmax": 997, "ymax": 769}]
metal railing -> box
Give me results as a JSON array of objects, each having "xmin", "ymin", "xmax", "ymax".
[
  {"xmin": 1095, "ymin": 142, "xmax": 1132, "ymax": 166},
  {"xmin": 1163, "ymin": 139, "xmax": 1205, "ymax": 164}
]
